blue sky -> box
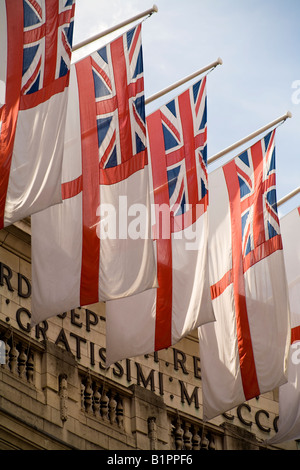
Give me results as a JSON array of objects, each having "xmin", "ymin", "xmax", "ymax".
[{"xmin": 72, "ymin": 0, "xmax": 300, "ymax": 216}]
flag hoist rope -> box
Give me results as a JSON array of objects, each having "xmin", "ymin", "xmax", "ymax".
[{"xmin": 72, "ymin": 5, "xmax": 158, "ymax": 52}]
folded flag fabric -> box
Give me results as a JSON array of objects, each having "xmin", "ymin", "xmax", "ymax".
[
  {"xmin": 0, "ymin": 0, "xmax": 75, "ymax": 228},
  {"xmin": 31, "ymin": 23, "xmax": 156, "ymax": 324},
  {"xmin": 267, "ymin": 206, "xmax": 300, "ymax": 444},
  {"xmin": 199, "ymin": 130, "xmax": 290, "ymax": 421},
  {"xmin": 105, "ymin": 77, "xmax": 215, "ymax": 367}
]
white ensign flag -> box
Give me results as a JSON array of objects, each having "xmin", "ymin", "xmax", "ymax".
[
  {"xmin": 105, "ymin": 77, "xmax": 214, "ymax": 366},
  {"xmin": 199, "ymin": 131, "xmax": 290, "ymax": 421},
  {"xmin": 268, "ymin": 206, "xmax": 300, "ymax": 444}
]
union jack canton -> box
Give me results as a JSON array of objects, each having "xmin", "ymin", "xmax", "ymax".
[
  {"xmin": 234, "ymin": 130, "xmax": 280, "ymax": 264},
  {"xmin": 91, "ymin": 23, "xmax": 147, "ymax": 184},
  {"xmin": 21, "ymin": 0, "xmax": 75, "ymax": 107},
  {"xmin": 154, "ymin": 77, "xmax": 208, "ymax": 231}
]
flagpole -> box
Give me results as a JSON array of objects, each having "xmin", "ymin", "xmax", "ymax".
[
  {"xmin": 277, "ymin": 186, "xmax": 300, "ymax": 207},
  {"xmin": 145, "ymin": 58, "xmax": 223, "ymax": 105},
  {"xmin": 208, "ymin": 111, "xmax": 292, "ymax": 165},
  {"xmin": 72, "ymin": 5, "xmax": 158, "ymax": 52}
]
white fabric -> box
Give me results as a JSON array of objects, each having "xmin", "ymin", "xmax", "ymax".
[
  {"xmin": 4, "ymin": 92, "xmax": 66, "ymax": 225},
  {"xmin": 98, "ymin": 170, "xmax": 155, "ymax": 300},
  {"xmin": 31, "ymin": 67, "xmax": 83, "ymax": 320},
  {"xmin": 199, "ymin": 163, "xmax": 290, "ymax": 421},
  {"xmin": 0, "ymin": 0, "xmax": 73, "ymax": 227},
  {"xmin": 31, "ymin": 62, "xmax": 156, "ymax": 324},
  {"xmin": 0, "ymin": 2, "xmax": 7, "ymax": 108},
  {"xmin": 105, "ymin": 199, "xmax": 214, "ymax": 367},
  {"xmin": 267, "ymin": 207, "xmax": 300, "ymax": 444},
  {"xmin": 105, "ymin": 77, "xmax": 214, "ymax": 366}
]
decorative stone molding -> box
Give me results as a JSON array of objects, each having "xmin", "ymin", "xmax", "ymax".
[
  {"xmin": 148, "ymin": 417, "xmax": 158, "ymax": 450},
  {"xmin": 59, "ymin": 374, "xmax": 68, "ymax": 422},
  {"xmin": 80, "ymin": 374, "xmax": 125, "ymax": 428}
]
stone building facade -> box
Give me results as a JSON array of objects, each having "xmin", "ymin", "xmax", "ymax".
[{"xmin": 0, "ymin": 219, "xmax": 297, "ymax": 450}]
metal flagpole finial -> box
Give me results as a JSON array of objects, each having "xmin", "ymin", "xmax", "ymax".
[
  {"xmin": 285, "ymin": 110, "xmax": 293, "ymax": 119},
  {"xmin": 143, "ymin": 5, "xmax": 158, "ymax": 23}
]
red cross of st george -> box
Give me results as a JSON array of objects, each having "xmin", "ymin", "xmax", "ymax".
[
  {"xmin": 0, "ymin": 0, "xmax": 74, "ymax": 228},
  {"xmin": 210, "ymin": 132, "xmax": 282, "ymax": 400},
  {"xmin": 61, "ymin": 29, "xmax": 147, "ymax": 306},
  {"xmin": 148, "ymin": 79, "xmax": 208, "ymax": 351}
]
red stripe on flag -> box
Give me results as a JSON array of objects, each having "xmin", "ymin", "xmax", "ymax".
[
  {"xmin": 58, "ymin": 5, "xmax": 75, "ymax": 27},
  {"xmin": 129, "ymin": 23, "xmax": 141, "ymax": 64},
  {"xmin": 242, "ymin": 223, "xmax": 251, "ymax": 256},
  {"xmin": 210, "ymin": 233, "xmax": 283, "ymax": 308},
  {"xmin": 21, "ymin": 1, "xmax": 75, "ymax": 109},
  {"xmin": 263, "ymin": 172, "xmax": 276, "ymax": 192},
  {"xmin": 147, "ymin": 111, "xmax": 173, "ymax": 351},
  {"xmin": 161, "ymin": 113, "xmax": 181, "ymax": 142},
  {"xmin": 194, "ymin": 127, "xmax": 207, "ymax": 150},
  {"xmin": 21, "ymin": 57, "xmax": 42, "ymax": 95},
  {"xmin": 19, "ymin": 75, "xmax": 68, "ymax": 109},
  {"xmin": 61, "ymin": 175, "xmax": 83, "ymax": 200},
  {"xmin": 200, "ymin": 148, "xmax": 208, "ymax": 181},
  {"xmin": 265, "ymin": 200, "xmax": 279, "ymax": 225},
  {"xmin": 95, "ymin": 96, "xmax": 117, "ymax": 115},
  {"xmin": 165, "ymin": 148, "xmax": 184, "ymax": 167},
  {"xmin": 75, "ymin": 58, "xmax": 100, "ymax": 306},
  {"xmin": 210, "ymin": 269, "xmax": 233, "ymax": 301},
  {"xmin": 291, "ymin": 326, "xmax": 300, "ymax": 344},
  {"xmin": 61, "ymin": 28, "xmax": 71, "ymax": 62},
  {"xmin": 110, "ymin": 36, "xmax": 133, "ymax": 163},
  {"xmin": 23, "ymin": 24, "xmax": 46, "ymax": 44},
  {"xmin": 28, "ymin": 0, "xmax": 42, "ymax": 19},
  {"xmin": 91, "ymin": 58, "xmax": 112, "ymax": 93},
  {"xmin": 249, "ymin": 142, "xmax": 265, "ymax": 248},
  {"xmin": 100, "ymin": 150, "xmax": 147, "ymax": 185},
  {"xmin": 236, "ymin": 166, "xmax": 253, "ymax": 192},
  {"xmin": 127, "ymin": 77, "xmax": 145, "ymax": 101},
  {"xmin": 43, "ymin": 1, "xmax": 76, "ymax": 86},
  {"xmin": 132, "ymin": 102, "xmax": 146, "ymax": 135},
  {"xmin": 178, "ymin": 90, "xmax": 198, "ymax": 207},
  {"xmin": 195, "ymin": 76, "xmax": 206, "ymax": 115},
  {"xmin": 0, "ymin": 0, "xmax": 24, "ymax": 229},
  {"xmin": 264, "ymin": 129, "xmax": 275, "ymax": 165},
  {"xmin": 243, "ymin": 235, "xmax": 282, "ymax": 272},
  {"xmin": 297, "ymin": 207, "xmax": 300, "ymax": 216},
  {"xmin": 44, "ymin": 0, "xmax": 59, "ymax": 87},
  {"xmin": 100, "ymin": 131, "xmax": 117, "ymax": 168},
  {"xmin": 171, "ymin": 193, "xmax": 208, "ymax": 233},
  {"xmin": 164, "ymin": 127, "xmax": 206, "ymax": 169},
  {"xmin": 223, "ymin": 160, "xmax": 260, "ymax": 400}
]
